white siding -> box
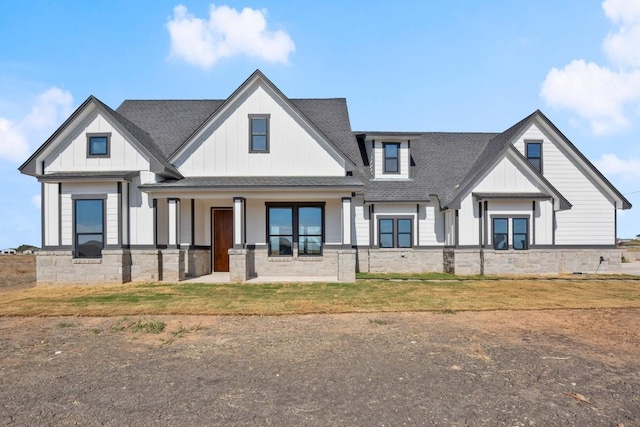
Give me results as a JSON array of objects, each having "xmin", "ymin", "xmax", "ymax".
[
  {"xmin": 59, "ymin": 182, "xmax": 118, "ymax": 246},
  {"xmin": 444, "ymin": 210, "xmax": 455, "ymax": 246},
  {"xmin": 418, "ymin": 201, "xmax": 445, "ymax": 246},
  {"xmin": 513, "ymin": 124, "xmax": 615, "ymax": 245},
  {"xmin": 486, "ymin": 200, "xmax": 534, "ymax": 248},
  {"xmin": 175, "ymin": 83, "xmax": 346, "ymax": 177},
  {"xmin": 352, "ymin": 202, "xmax": 370, "ymax": 246},
  {"xmin": 45, "ymin": 111, "xmax": 151, "ymax": 172},
  {"xmin": 457, "ymin": 195, "xmax": 480, "ymax": 246},
  {"xmin": 371, "ymin": 140, "xmax": 410, "ymax": 179},
  {"xmin": 128, "ymin": 171, "xmax": 156, "ymax": 246},
  {"xmin": 371, "ymin": 203, "xmax": 418, "ymax": 246},
  {"xmin": 535, "ymin": 200, "xmax": 553, "ymax": 245},
  {"xmin": 43, "ymin": 183, "xmax": 59, "ymax": 246},
  {"xmin": 474, "ymin": 155, "xmax": 540, "ymax": 193}
]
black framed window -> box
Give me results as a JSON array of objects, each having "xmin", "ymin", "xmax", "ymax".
[
  {"xmin": 379, "ymin": 218, "xmax": 413, "ymax": 248},
  {"xmin": 267, "ymin": 204, "xmax": 324, "ymax": 256},
  {"xmin": 493, "ymin": 218, "xmax": 508, "ymax": 250},
  {"xmin": 74, "ymin": 199, "xmax": 104, "ymax": 258},
  {"xmin": 526, "ymin": 141, "xmax": 542, "ymax": 173},
  {"xmin": 250, "ymin": 116, "xmax": 269, "ymax": 152},
  {"xmin": 512, "ymin": 218, "xmax": 529, "ymax": 250},
  {"xmin": 383, "ymin": 143, "xmax": 399, "ymax": 173},
  {"xmin": 87, "ymin": 134, "xmax": 110, "ymax": 158}
]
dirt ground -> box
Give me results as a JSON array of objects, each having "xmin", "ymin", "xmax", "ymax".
[{"xmin": 1, "ymin": 309, "xmax": 639, "ymax": 426}]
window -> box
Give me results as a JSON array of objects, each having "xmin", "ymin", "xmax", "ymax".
[
  {"xmin": 267, "ymin": 204, "xmax": 324, "ymax": 256},
  {"xmin": 378, "ymin": 218, "xmax": 412, "ymax": 248},
  {"xmin": 493, "ymin": 218, "xmax": 508, "ymax": 250},
  {"xmin": 383, "ymin": 143, "xmax": 399, "ymax": 173},
  {"xmin": 526, "ymin": 141, "xmax": 542, "ymax": 173},
  {"xmin": 492, "ymin": 218, "xmax": 529, "ymax": 250},
  {"xmin": 250, "ymin": 115, "xmax": 269, "ymax": 152},
  {"xmin": 74, "ymin": 199, "xmax": 104, "ymax": 258},
  {"xmin": 87, "ymin": 134, "xmax": 110, "ymax": 157},
  {"xmin": 512, "ymin": 218, "xmax": 529, "ymax": 250}
]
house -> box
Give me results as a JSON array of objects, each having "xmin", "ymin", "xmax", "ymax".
[
  {"xmin": 19, "ymin": 70, "xmax": 631, "ymax": 284},
  {"xmin": 1, "ymin": 249, "xmax": 17, "ymax": 255}
]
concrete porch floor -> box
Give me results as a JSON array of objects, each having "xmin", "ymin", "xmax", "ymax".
[{"xmin": 181, "ymin": 273, "xmax": 339, "ymax": 283}]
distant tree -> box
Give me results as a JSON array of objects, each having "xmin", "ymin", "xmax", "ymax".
[{"xmin": 15, "ymin": 244, "xmax": 39, "ymax": 253}]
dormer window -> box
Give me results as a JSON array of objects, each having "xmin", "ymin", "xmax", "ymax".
[
  {"xmin": 526, "ymin": 141, "xmax": 542, "ymax": 173},
  {"xmin": 87, "ymin": 133, "xmax": 110, "ymax": 158},
  {"xmin": 383, "ymin": 142, "xmax": 399, "ymax": 173},
  {"xmin": 249, "ymin": 114, "xmax": 269, "ymax": 153}
]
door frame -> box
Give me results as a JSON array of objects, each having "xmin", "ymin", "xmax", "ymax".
[{"xmin": 210, "ymin": 207, "xmax": 233, "ymax": 273}]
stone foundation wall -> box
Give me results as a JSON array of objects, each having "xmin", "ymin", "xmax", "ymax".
[
  {"xmin": 37, "ymin": 250, "xmax": 131, "ymax": 285},
  {"xmin": 453, "ymin": 249, "xmax": 482, "ymax": 275},
  {"xmin": 483, "ymin": 249, "xmax": 622, "ymax": 275},
  {"xmin": 358, "ymin": 248, "xmax": 444, "ymax": 273},
  {"xmin": 186, "ymin": 249, "xmax": 210, "ymax": 278},
  {"xmin": 130, "ymin": 250, "xmax": 162, "ymax": 282},
  {"xmin": 229, "ymin": 249, "xmax": 248, "ymax": 282},
  {"xmin": 246, "ymin": 248, "xmax": 354, "ymax": 282},
  {"xmin": 161, "ymin": 249, "xmax": 185, "ymax": 282}
]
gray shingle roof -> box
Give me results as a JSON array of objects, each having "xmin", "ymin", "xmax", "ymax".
[{"xmin": 139, "ymin": 176, "xmax": 364, "ymax": 189}]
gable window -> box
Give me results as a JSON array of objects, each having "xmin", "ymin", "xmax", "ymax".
[
  {"xmin": 379, "ymin": 218, "xmax": 412, "ymax": 248},
  {"xmin": 493, "ymin": 218, "xmax": 508, "ymax": 250},
  {"xmin": 249, "ymin": 115, "xmax": 269, "ymax": 152},
  {"xmin": 87, "ymin": 134, "xmax": 110, "ymax": 158},
  {"xmin": 383, "ymin": 143, "xmax": 400, "ymax": 173},
  {"xmin": 512, "ymin": 218, "xmax": 529, "ymax": 250},
  {"xmin": 267, "ymin": 203, "xmax": 324, "ymax": 256},
  {"xmin": 74, "ymin": 199, "xmax": 104, "ymax": 258},
  {"xmin": 526, "ymin": 141, "xmax": 542, "ymax": 173}
]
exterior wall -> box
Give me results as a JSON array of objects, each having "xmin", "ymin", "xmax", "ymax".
[
  {"xmin": 250, "ymin": 248, "xmax": 340, "ymax": 278},
  {"xmin": 444, "ymin": 210, "xmax": 456, "ymax": 246},
  {"xmin": 352, "ymin": 201, "xmax": 370, "ymax": 247},
  {"xmin": 43, "ymin": 182, "xmax": 59, "ymax": 246},
  {"xmin": 419, "ymin": 201, "xmax": 445, "ymax": 246},
  {"xmin": 483, "ymin": 249, "xmax": 622, "ymax": 275},
  {"xmin": 370, "ymin": 203, "xmax": 419, "ymax": 247},
  {"xmin": 59, "ymin": 182, "xmax": 119, "ymax": 247},
  {"xmin": 371, "ymin": 140, "xmax": 410, "ymax": 179},
  {"xmin": 486, "ymin": 200, "xmax": 536, "ymax": 248},
  {"xmin": 46, "ymin": 110, "xmax": 150, "ymax": 172},
  {"xmin": 37, "ymin": 250, "xmax": 131, "ymax": 285},
  {"xmin": 128, "ymin": 172, "xmax": 156, "ymax": 246},
  {"xmin": 175, "ymin": 83, "xmax": 345, "ymax": 177},
  {"xmin": 513, "ymin": 124, "xmax": 616, "ymax": 245},
  {"xmin": 535, "ymin": 200, "xmax": 553, "ymax": 245},
  {"xmin": 161, "ymin": 249, "xmax": 185, "ymax": 282},
  {"xmin": 361, "ymin": 248, "xmax": 444, "ymax": 273},
  {"xmin": 130, "ymin": 250, "xmax": 162, "ymax": 281}
]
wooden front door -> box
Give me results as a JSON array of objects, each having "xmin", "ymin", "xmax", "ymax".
[{"xmin": 213, "ymin": 210, "xmax": 233, "ymax": 272}]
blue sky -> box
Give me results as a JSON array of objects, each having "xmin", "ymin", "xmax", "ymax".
[{"xmin": 1, "ymin": 0, "xmax": 639, "ymax": 248}]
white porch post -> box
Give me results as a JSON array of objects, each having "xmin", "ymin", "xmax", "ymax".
[
  {"xmin": 179, "ymin": 198, "xmax": 192, "ymax": 248},
  {"xmin": 342, "ymin": 197, "xmax": 352, "ymax": 248},
  {"xmin": 168, "ymin": 198, "xmax": 180, "ymax": 248},
  {"xmin": 233, "ymin": 197, "xmax": 245, "ymax": 248}
]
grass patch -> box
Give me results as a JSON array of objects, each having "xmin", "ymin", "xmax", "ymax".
[
  {"xmin": 110, "ymin": 316, "xmax": 165, "ymax": 333},
  {"xmin": 0, "ymin": 278, "xmax": 639, "ymax": 316},
  {"xmin": 57, "ymin": 321, "xmax": 77, "ymax": 328}
]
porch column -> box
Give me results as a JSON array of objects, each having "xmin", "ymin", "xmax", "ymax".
[
  {"xmin": 168, "ymin": 198, "xmax": 180, "ymax": 248},
  {"xmin": 342, "ymin": 197, "xmax": 352, "ymax": 248},
  {"xmin": 233, "ymin": 197, "xmax": 245, "ymax": 248},
  {"xmin": 179, "ymin": 198, "xmax": 193, "ymax": 248}
]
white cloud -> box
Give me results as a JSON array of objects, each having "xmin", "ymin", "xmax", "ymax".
[
  {"xmin": 0, "ymin": 87, "xmax": 73, "ymax": 163},
  {"xmin": 541, "ymin": 0, "xmax": 640, "ymax": 134},
  {"xmin": 31, "ymin": 194, "xmax": 41, "ymax": 210},
  {"xmin": 166, "ymin": 4, "xmax": 295, "ymax": 69},
  {"xmin": 595, "ymin": 153, "xmax": 640, "ymax": 181}
]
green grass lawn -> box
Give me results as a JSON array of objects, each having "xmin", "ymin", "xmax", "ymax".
[{"xmin": 1, "ymin": 277, "xmax": 639, "ymax": 316}]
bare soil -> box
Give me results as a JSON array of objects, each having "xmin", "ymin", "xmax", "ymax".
[{"xmin": 1, "ymin": 309, "xmax": 639, "ymax": 426}]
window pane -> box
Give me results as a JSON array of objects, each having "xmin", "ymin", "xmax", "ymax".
[
  {"xmin": 513, "ymin": 234, "xmax": 527, "ymax": 250},
  {"xmin": 89, "ymin": 137, "xmax": 108, "ymax": 155},
  {"xmin": 76, "ymin": 200, "xmax": 103, "ymax": 233},
  {"xmin": 379, "ymin": 219, "xmax": 394, "ymax": 233},
  {"xmin": 269, "ymin": 236, "xmax": 292, "ymax": 256},
  {"xmin": 527, "ymin": 143, "xmax": 541, "ymax": 158},
  {"xmin": 299, "ymin": 236, "xmax": 322, "ymax": 255},
  {"xmin": 251, "ymin": 117, "xmax": 267, "ymax": 134},
  {"xmin": 252, "ymin": 135, "xmax": 267, "ymax": 151},
  {"xmin": 77, "ymin": 234, "xmax": 103, "ymax": 257},
  {"xmin": 398, "ymin": 233, "xmax": 411, "ymax": 248},
  {"xmin": 529, "ymin": 158, "xmax": 541, "ymax": 172},
  {"xmin": 397, "ymin": 219, "xmax": 411, "ymax": 233},
  {"xmin": 493, "ymin": 218, "xmax": 508, "ymax": 234},
  {"xmin": 299, "ymin": 207, "xmax": 322, "ymax": 235},
  {"xmin": 269, "ymin": 207, "xmax": 292, "ymax": 235},
  {"xmin": 513, "ymin": 218, "xmax": 528, "ymax": 234},
  {"xmin": 384, "ymin": 144, "xmax": 398, "ymax": 157},
  {"xmin": 379, "ymin": 233, "xmax": 393, "ymax": 248},
  {"xmin": 385, "ymin": 158, "xmax": 398, "ymax": 172},
  {"xmin": 493, "ymin": 233, "xmax": 508, "ymax": 250}
]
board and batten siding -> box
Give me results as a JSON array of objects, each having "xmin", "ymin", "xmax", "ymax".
[
  {"xmin": 45, "ymin": 111, "xmax": 151, "ymax": 172},
  {"xmin": 175, "ymin": 84, "xmax": 346, "ymax": 177},
  {"xmin": 457, "ymin": 154, "xmax": 552, "ymax": 246},
  {"xmin": 418, "ymin": 201, "xmax": 445, "ymax": 246},
  {"xmin": 513, "ymin": 124, "xmax": 616, "ymax": 245},
  {"xmin": 59, "ymin": 182, "xmax": 119, "ymax": 246},
  {"xmin": 352, "ymin": 201, "xmax": 370, "ymax": 246},
  {"xmin": 370, "ymin": 140, "xmax": 410, "ymax": 179},
  {"xmin": 43, "ymin": 182, "xmax": 59, "ymax": 246}
]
